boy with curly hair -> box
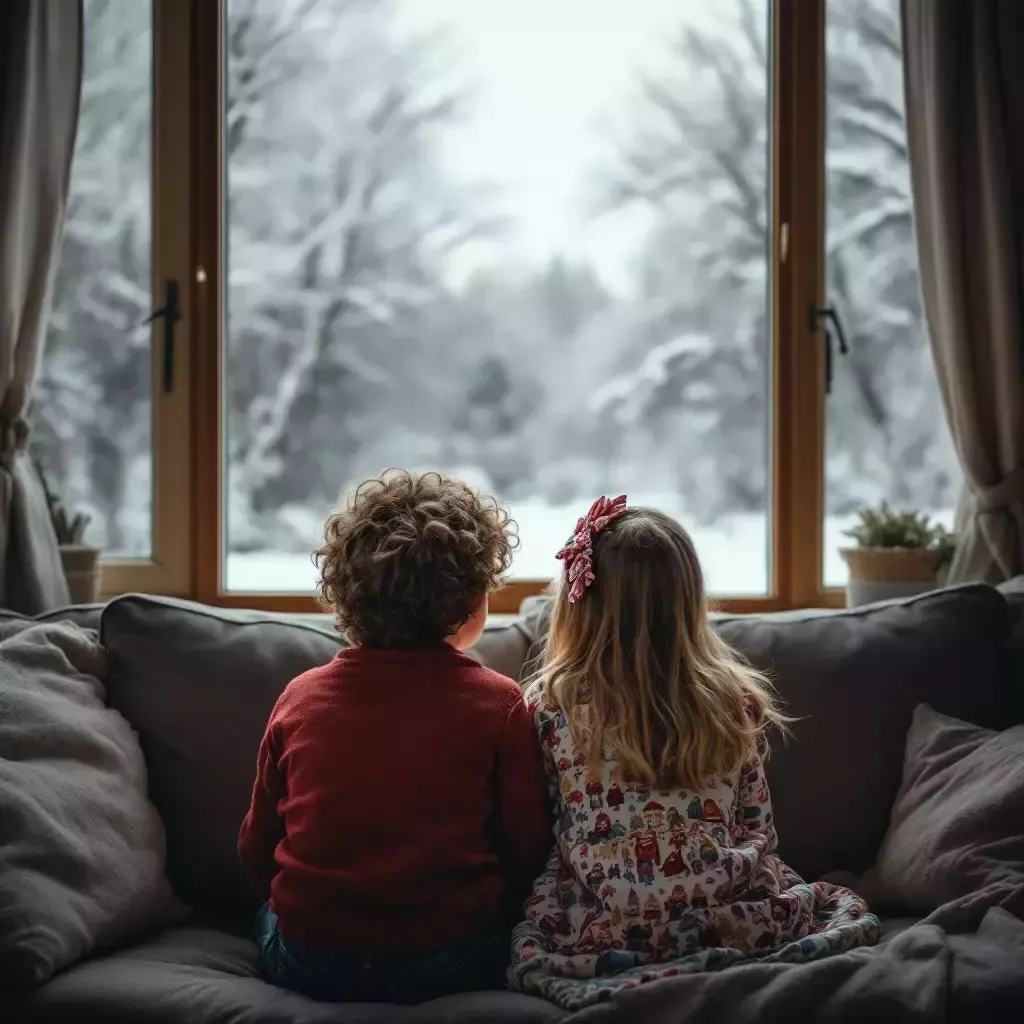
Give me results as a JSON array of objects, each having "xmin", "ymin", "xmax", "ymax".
[{"xmin": 238, "ymin": 471, "xmax": 551, "ymax": 1004}]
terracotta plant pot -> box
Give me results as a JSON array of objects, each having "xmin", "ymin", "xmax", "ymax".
[
  {"xmin": 840, "ymin": 547, "xmax": 941, "ymax": 608},
  {"xmin": 59, "ymin": 544, "xmax": 102, "ymax": 605}
]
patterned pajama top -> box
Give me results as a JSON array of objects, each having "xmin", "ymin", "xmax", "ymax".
[{"xmin": 510, "ymin": 680, "xmax": 878, "ymax": 1010}]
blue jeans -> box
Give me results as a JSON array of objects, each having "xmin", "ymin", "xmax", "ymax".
[{"xmin": 254, "ymin": 904, "xmax": 506, "ymax": 1004}]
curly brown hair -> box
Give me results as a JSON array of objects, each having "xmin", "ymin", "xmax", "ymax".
[{"xmin": 315, "ymin": 470, "xmax": 517, "ymax": 648}]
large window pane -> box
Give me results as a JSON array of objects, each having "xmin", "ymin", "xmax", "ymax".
[
  {"xmin": 32, "ymin": 0, "xmax": 154, "ymax": 559},
  {"xmin": 224, "ymin": 0, "xmax": 771, "ymax": 594},
  {"xmin": 824, "ymin": 0, "xmax": 959, "ymax": 586}
]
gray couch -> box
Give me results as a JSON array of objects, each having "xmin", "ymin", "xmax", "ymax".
[{"xmin": 9, "ymin": 581, "xmax": 1024, "ymax": 1023}]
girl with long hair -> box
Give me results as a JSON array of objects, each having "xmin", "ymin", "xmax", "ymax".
[{"xmin": 510, "ymin": 497, "xmax": 877, "ymax": 1009}]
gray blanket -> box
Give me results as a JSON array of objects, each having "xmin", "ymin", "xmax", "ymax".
[{"xmin": 563, "ymin": 886, "xmax": 1024, "ymax": 1023}]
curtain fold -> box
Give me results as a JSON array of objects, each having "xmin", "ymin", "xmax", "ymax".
[
  {"xmin": 0, "ymin": 0, "xmax": 83, "ymax": 611},
  {"xmin": 901, "ymin": 0, "xmax": 1024, "ymax": 583}
]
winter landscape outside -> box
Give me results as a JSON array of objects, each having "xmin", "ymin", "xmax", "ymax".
[{"xmin": 32, "ymin": 0, "xmax": 959, "ymax": 596}]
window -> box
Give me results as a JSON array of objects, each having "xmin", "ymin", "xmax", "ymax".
[
  {"xmin": 220, "ymin": 0, "xmax": 772, "ymax": 599},
  {"xmin": 170, "ymin": 0, "xmax": 961, "ymax": 613},
  {"xmin": 822, "ymin": 0, "xmax": 959, "ymax": 587},
  {"xmin": 33, "ymin": 0, "xmax": 192, "ymax": 596}
]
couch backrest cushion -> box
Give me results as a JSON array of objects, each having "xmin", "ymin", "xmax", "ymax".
[
  {"xmin": 284, "ymin": 613, "xmax": 534, "ymax": 683},
  {"xmin": 717, "ymin": 586, "xmax": 1014, "ymax": 879},
  {"xmin": 100, "ymin": 597, "xmax": 339, "ymax": 924},
  {"xmin": 101, "ymin": 587, "xmax": 1014, "ymax": 923},
  {"xmin": 99, "ymin": 595, "xmax": 534, "ymax": 924},
  {"xmin": 521, "ymin": 585, "xmax": 1015, "ymax": 882}
]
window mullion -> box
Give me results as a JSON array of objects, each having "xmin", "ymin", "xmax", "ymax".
[
  {"xmin": 774, "ymin": 0, "xmax": 827, "ymax": 609},
  {"xmin": 191, "ymin": 0, "xmax": 224, "ymax": 606}
]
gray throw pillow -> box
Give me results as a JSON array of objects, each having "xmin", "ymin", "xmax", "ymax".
[
  {"xmin": 0, "ymin": 623, "xmax": 182, "ymax": 989},
  {"xmin": 865, "ymin": 704, "xmax": 1024, "ymax": 913}
]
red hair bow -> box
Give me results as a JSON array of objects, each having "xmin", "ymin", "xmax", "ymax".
[{"xmin": 556, "ymin": 495, "xmax": 627, "ymax": 604}]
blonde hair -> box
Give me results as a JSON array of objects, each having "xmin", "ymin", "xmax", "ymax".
[{"xmin": 538, "ymin": 507, "xmax": 789, "ymax": 789}]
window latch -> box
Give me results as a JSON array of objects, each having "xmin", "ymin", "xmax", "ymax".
[
  {"xmin": 807, "ymin": 304, "xmax": 849, "ymax": 395},
  {"xmin": 143, "ymin": 278, "xmax": 181, "ymax": 393}
]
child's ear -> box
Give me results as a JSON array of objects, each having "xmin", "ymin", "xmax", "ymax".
[{"xmin": 448, "ymin": 591, "xmax": 489, "ymax": 650}]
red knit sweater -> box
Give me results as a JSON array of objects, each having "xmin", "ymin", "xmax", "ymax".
[{"xmin": 237, "ymin": 645, "xmax": 552, "ymax": 951}]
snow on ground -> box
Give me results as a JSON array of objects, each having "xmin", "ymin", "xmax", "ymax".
[
  {"xmin": 225, "ymin": 500, "xmax": 956, "ymax": 597},
  {"xmin": 226, "ymin": 496, "xmax": 766, "ymax": 594}
]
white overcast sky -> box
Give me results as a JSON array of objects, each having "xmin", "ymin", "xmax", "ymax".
[{"xmin": 395, "ymin": 0, "xmax": 749, "ymax": 293}]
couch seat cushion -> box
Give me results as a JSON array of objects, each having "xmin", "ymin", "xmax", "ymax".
[{"xmin": 15, "ymin": 927, "xmax": 564, "ymax": 1024}]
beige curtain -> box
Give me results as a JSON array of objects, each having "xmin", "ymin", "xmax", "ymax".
[
  {"xmin": 0, "ymin": 1, "xmax": 82, "ymax": 612},
  {"xmin": 901, "ymin": 0, "xmax": 1024, "ymax": 583}
]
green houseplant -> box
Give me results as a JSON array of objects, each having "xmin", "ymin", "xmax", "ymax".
[
  {"xmin": 840, "ymin": 502, "xmax": 955, "ymax": 607},
  {"xmin": 35, "ymin": 461, "xmax": 102, "ymax": 604}
]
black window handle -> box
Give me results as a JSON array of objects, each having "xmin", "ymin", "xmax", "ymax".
[
  {"xmin": 807, "ymin": 304, "xmax": 849, "ymax": 395},
  {"xmin": 144, "ymin": 278, "xmax": 180, "ymax": 393}
]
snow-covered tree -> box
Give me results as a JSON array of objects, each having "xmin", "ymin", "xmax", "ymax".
[
  {"xmin": 223, "ymin": 0, "xmax": 491, "ymax": 547},
  {"xmin": 596, "ymin": 0, "xmax": 954, "ymax": 522},
  {"xmin": 824, "ymin": 0, "xmax": 958, "ymax": 512},
  {"xmin": 597, "ymin": 0, "xmax": 769, "ymax": 522}
]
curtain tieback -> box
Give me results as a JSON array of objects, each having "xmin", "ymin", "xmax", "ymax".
[
  {"xmin": 972, "ymin": 464, "xmax": 1024, "ymax": 513},
  {"xmin": 0, "ymin": 418, "xmax": 30, "ymax": 469}
]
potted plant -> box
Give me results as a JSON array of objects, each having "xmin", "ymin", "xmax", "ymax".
[
  {"xmin": 35, "ymin": 463, "xmax": 101, "ymax": 605},
  {"xmin": 840, "ymin": 502, "xmax": 956, "ymax": 607}
]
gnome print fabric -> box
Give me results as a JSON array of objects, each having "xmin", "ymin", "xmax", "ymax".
[{"xmin": 510, "ymin": 681, "xmax": 878, "ymax": 1010}]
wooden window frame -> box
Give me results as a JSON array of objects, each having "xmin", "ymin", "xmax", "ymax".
[
  {"xmin": 98, "ymin": 0, "xmax": 193, "ymax": 599},
  {"xmin": 186, "ymin": 0, "xmax": 845, "ymax": 617}
]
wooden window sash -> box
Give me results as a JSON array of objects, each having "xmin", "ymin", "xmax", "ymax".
[
  {"xmin": 188, "ymin": 0, "xmax": 842, "ymax": 617},
  {"xmin": 100, "ymin": 0, "xmax": 193, "ymax": 598}
]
